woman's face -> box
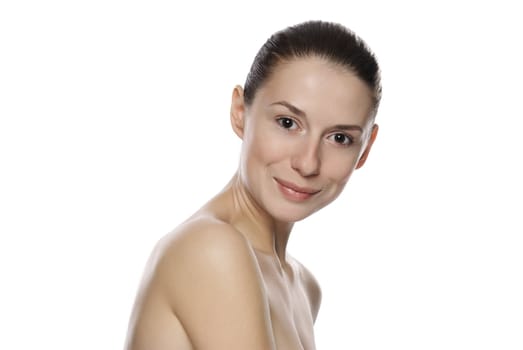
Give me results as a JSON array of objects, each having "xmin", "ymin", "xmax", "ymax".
[{"xmin": 231, "ymin": 56, "xmax": 378, "ymax": 223}]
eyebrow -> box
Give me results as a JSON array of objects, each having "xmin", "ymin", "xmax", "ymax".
[
  {"xmin": 270, "ymin": 100, "xmax": 306, "ymax": 118},
  {"xmin": 270, "ymin": 100, "xmax": 364, "ymax": 133}
]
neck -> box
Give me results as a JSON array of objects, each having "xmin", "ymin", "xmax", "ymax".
[{"xmin": 223, "ymin": 173, "xmax": 294, "ymax": 265}]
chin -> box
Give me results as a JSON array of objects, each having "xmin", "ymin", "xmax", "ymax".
[
  {"xmin": 265, "ymin": 201, "xmax": 320, "ymax": 223},
  {"xmin": 272, "ymin": 211, "xmax": 311, "ymax": 224}
]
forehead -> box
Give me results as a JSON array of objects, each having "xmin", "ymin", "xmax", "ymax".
[{"xmin": 252, "ymin": 57, "xmax": 374, "ymax": 126}]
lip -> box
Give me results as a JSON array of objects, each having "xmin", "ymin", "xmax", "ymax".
[{"xmin": 274, "ymin": 177, "xmax": 321, "ymax": 202}]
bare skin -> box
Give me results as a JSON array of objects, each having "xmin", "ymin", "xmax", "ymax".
[
  {"xmin": 125, "ymin": 175, "xmax": 321, "ymax": 350},
  {"xmin": 125, "ymin": 57, "xmax": 378, "ymax": 349}
]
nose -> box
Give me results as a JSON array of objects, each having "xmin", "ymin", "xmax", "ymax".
[{"xmin": 291, "ymin": 138, "xmax": 321, "ymax": 177}]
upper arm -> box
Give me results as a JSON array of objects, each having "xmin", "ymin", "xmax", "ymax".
[{"xmin": 160, "ymin": 222, "xmax": 277, "ymax": 350}]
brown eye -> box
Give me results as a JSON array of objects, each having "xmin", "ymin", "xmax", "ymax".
[
  {"xmin": 329, "ymin": 133, "xmax": 352, "ymax": 146},
  {"xmin": 277, "ymin": 117, "xmax": 297, "ymax": 130}
]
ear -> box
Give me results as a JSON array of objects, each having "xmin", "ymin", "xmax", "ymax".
[
  {"xmin": 230, "ymin": 85, "xmax": 246, "ymax": 139},
  {"xmin": 355, "ymin": 124, "xmax": 379, "ymax": 169}
]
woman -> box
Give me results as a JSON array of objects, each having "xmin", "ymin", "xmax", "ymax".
[{"xmin": 125, "ymin": 20, "xmax": 381, "ymax": 350}]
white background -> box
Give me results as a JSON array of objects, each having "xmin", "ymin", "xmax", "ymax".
[{"xmin": 1, "ymin": 1, "xmax": 522, "ymax": 349}]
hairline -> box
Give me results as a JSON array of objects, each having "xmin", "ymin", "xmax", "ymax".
[{"xmin": 246, "ymin": 54, "xmax": 380, "ymax": 120}]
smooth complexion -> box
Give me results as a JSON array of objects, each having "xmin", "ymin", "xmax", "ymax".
[
  {"xmin": 125, "ymin": 56, "xmax": 378, "ymax": 350},
  {"xmin": 230, "ymin": 57, "xmax": 378, "ymax": 262}
]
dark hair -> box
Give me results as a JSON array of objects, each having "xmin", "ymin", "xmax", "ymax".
[{"xmin": 243, "ymin": 20, "xmax": 382, "ymax": 117}]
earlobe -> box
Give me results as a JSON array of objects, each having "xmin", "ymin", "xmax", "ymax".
[
  {"xmin": 230, "ymin": 85, "xmax": 246, "ymax": 139},
  {"xmin": 356, "ymin": 124, "xmax": 379, "ymax": 169}
]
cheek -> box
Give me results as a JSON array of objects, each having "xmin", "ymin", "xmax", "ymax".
[
  {"xmin": 243, "ymin": 126, "xmax": 290, "ymax": 166},
  {"xmin": 323, "ymin": 151, "xmax": 360, "ymax": 183}
]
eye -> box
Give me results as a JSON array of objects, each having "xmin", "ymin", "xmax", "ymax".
[
  {"xmin": 276, "ymin": 117, "xmax": 298, "ymax": 130},
  {"xmin": 328, "ymin": 133, "xmax": 353, "ymax": 146}
]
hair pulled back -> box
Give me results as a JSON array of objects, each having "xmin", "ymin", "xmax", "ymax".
[{"xmin": 243, "ymin": 20, "xmax": 382, "ymax": 116}]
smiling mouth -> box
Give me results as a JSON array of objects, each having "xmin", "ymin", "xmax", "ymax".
[{"xmin": 274, "ymin": 178, "xmax": 321, "ymax": 201}]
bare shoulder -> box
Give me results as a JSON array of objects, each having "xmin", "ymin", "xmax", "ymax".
[
  {"xmin": 154, "ymin": 216, "xmax": 266, "ymax": 297},
  {"xmin": 126, "ymin": 216, "xmax": 276, "ymax": 350},
  {"xmin": 289, "ymin": 256, "xmax": 322, "ymax": 322},
  {"xmin": 159, "ymin": 216, "xmax": 258, "ymax": 271}
]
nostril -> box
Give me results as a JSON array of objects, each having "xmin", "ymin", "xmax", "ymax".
[
  {"xmin": 291, "ymin": 157, "xmax": 320, "ymax": 177},
  {"xmin": 290, "ymin": 141, "xmax": 321, "ymax": 177}
]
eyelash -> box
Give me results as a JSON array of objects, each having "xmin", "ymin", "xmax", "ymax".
[
  {"xmin": 275, "ymin": 117, "xmax": 354, "ymax": 147},
  {"xmin": 276, "ymin": 117, "xmax": 299, "ymax": 130},
  {"xmin": 328, "ymin": 133, "xmax": 353, "ymax": 146}
]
